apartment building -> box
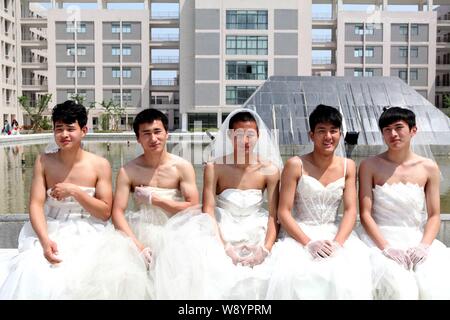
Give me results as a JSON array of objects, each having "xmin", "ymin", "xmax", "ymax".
[
  {"xmin": 0, "ymin": 0, "xmax": 447, "ymax": 132},
  {"xmin": 0, "ymin": 0, "xmax": 21, "ymax": 127},
  {"xmin": 436, "ymin": 5, "xmax": 450, "ymax": 108}
]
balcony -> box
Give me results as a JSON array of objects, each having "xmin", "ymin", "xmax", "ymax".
[
  {"xmin": 21, "ymin": 34, "xmax": 47, "ymax": 48},
  {"xmin": 436, "ymin": 63, "xmax": 450, "ymax": 71},
  {"xmin": 150, "ymin": 56, "xmax": 179, "ymax": 70},
  {"xmin": 312, "ymin": 36, "xmax": 336, "ymax": 49},
  {"xmin": 21, "ymin": 55, "xmax": 48, "ymax": 69},
  {"xmin": 150, "ymin": 12, "xmax": 179, "ymax": 27},
  {"xmin": 150, "ymin": 78, "xmax": 179, "ymax": 91},
  {"xmin": 22, "ymin": 78, "xmax": 48, "ymax": 91},
  {"xmin": 3, "ymin": 78, "xmax": 16, "ymax": 86},
  {"xmin": 150, "ymin": 34, "xmax": 179, "ymax": 49},
  {"xmin": 312, "ymin": 13, "xmax": 336, "ymax": 27},
  {"xmin": 3, "ymin": 55, "xmax": 16, "ymax": 63},
  {"xmin": 312, "ymin": 58, "xmax": 336, "ymax": 70}
]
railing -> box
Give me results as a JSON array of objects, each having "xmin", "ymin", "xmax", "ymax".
[
  {"xmin": 312, "ymin": 35, "xmax": 333, "ymax": 43},
  {"xmin": 22, "ymin": 78, "xmax": 48, "ymax": 86},
  {"xmin": 151, "ymin": 78, "xmax": 178, "ymax": 86},
  {"xmin": 312, "ymin": 13, "xmax": 334, "ymax": 21},
  {"xmin": 21, "ymin": 54, "xmax": 47, "ymax": 64},
  {"xmin": 151, "ymin": 56, "xmax": 179, "ymax": 64},
  {"xmin": 151, "ymin": 34, "xmax": 179, "ymax": 41},
  {"xmin": 4, "ymin": 78, "xmax": 16, "ymax": 85},
  {"xmin": 21, "ymin": 11, "xmax": 46, "ymax": 19},
  {"xmin": 151, "ymin": 11, "xmax": 179, "ymax": 20},
  {"xmin": 21, "ymin": 34, "xmax": 47, "ymax": 41},
  {"xmin": 4, "ymin": 32, "xmax": 15, "ymax": 40},
  {"xmin": 312, "ymin": 58, "xmax": 334, "ymax": 65},
  {"xmin": 3, "ymin": 55, "xmax": 16, "ymax": 62}
]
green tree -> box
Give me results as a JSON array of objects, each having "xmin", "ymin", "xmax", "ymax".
[
  {"xmin": 97, "ymin": 99, "xmax": 125, "ymax": 131},
  {"xmin": 18, "ymin": 94, "xmax": 52, "ymax": 132},
  {"xmin": 443, "ymin": 94, "xmax": 450, "ymax": 109},
  {"xmin": 68, "ymin": 93, "xmax": 95, "ymax": 115}
]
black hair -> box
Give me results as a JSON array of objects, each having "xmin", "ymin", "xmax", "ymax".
[
  {"xmin": 228, "ymin": 111, "xmax": 257, "ymax": 130},
  {"xmin": 133, "ymin": 108, "xmax": 168, "ymax": 137},
  {"xmin": 52, "ymin": 100, "xmax": 87, "ymax": 128},
  {"xmin": 378, "ymin": 107, "xmax": 416, "ymax": 130},
  {"xmin": 309, "ymin": 104, "xmax": 342, "ymax": 131}
]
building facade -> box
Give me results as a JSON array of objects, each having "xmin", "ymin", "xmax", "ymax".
[{"xmin": 0, "ymin": 0, "xmax": 447, "ymax": 132}]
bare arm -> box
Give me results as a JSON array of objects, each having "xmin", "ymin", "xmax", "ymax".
[
  {"xmin": 152, "ymin": 161, "xmax": 199, "ymax": 215},
  {"xmin": 70, "ymin": 158, "xmax": 112, "ymax": 221},
  {"xmin": 202, "ymin": 162, "xmax": 224, "ymax": 244},
  {"xmin": 359, "ymin": 159, "xmax": 389, "ymax": 250},
  {"xmin": 263, "ymin": 167, "xmax": 280, "ymax": 251},
  {"xmin": 29, "ymin": 155, "xmax": 56, "ymax": 259},
  {"xmin": 334, "ymin": 159, "xmax": 357, "ymax": 245},
  {"xmin": 421, "ymin": 162, "xmax": 441, "ymax": 245},
  {"xmin": 111, "ymin": 167, "xmax": 144, "ymax": 251},
  {"xmin": 277, "ymin": 157, "xmax": 311, "ymax": 246}
]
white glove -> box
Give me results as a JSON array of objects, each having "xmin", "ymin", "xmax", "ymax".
[
  {"xmin": 140, "ymin": 247, "xmax": 153, "ymax": 269},
  {"xmin": 382, "ymin": 245, "xmax": 412, "ymax": 270},
  {"xmin": 306, "ymin": 240, "xmax": 334, "ymax": 259},
  {"xmin": 134, "ymin": 186, "xmax": 153, "ymax": 205},
  {"xmin": 224, "ymin": 243, "xmax": 242, "ymax": 265},
  {"xmin": 240, "ymin": 245, "xmax": 270, "ymax": 267},
  {"xmin": 407, "ymin": 243, "xmax": 430, "ymax": 268}
]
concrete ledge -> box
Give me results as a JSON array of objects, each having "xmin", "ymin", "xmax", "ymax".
[{"xmin": 1, "ymin": 213, "xmax": 449, "ymax": 248}]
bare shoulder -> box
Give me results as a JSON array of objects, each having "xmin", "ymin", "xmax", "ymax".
[
  {"xmin": 416, "ymin": 155, "xmax": 440, "ymax": 175},
  {"xmin": 170, "ymin": 153, "xmax": 194, "ymax": 169},
  {"xmin": 84, "ymin": 151, "xmax": 111, "ymax": 171},
  {"xmin": 337, "ymin": 156, "xmax": 356, "ymax": 172},
  {"xmin": 284, "ymin": 156, "xmax": 302, "ymax": 170},
  {"xmin": 359, "ymin": 155, "xmax": 379, "ymax": 171}
]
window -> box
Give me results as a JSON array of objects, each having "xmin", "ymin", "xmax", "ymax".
[
  {"xmin": 411, "ymin": 24, "xmax": 419, "ymax": 36},
  {"xmin": 365, "ymin": 48, "xmax": 374, "ymax": 57},
  {"xmin": 67, "ymin": 46, "xmax": 75, "ymax": 56},
  {"xmin": 226, "ymin": 10, "xmax": 268, "ymax": 30},
  {"xmin": 399, "ymin": 47, "xmax": 408, "ymax": 57},
  {"xmin": 226, "ymin": 36, "xmax": 268, "ymax": 55},
  {"xmin": 77, "ymin": 47, "xmax": 86, "ymax": 56},
  {"xmin": 410, "ymin": 69, "xmax": 418, "ymax": 81},
  {"xmin": 226, "ymin": 86, "xmax": 257, "ymax": 105},
  {"xmin": 353, "ymin": 68, "xmax": 363, "ymax": 77},
  {"xmin": 365, "ymin": 24, "xmax": 374, "ymax": 35},
  {"xmin": 398, "ymin": 69, "xmax": 407, "ymax": 81},
  {"xmin": 151, "ymin": 95, "xmax": 170, "ymax": 104},
  {"xmin": 77, "ymin": 68, "xmax": 86, "ymax": 78},
  {"xmin": 66, "ymin": 22, "xmax": 86, "ymax": 33},
  {"xmin": 112, "ymin": 67, "xmax": 121, "ymax": 78},
  {"xmin": 66, "ymin": 68, "xmax": 76, "ymax": 78},
  {"xmin": 410, "ymin": 47, "xmax": 419, "ymax": 58},
  {"xmin": 354, "ymin": 25, "xmax": 364, "ymax": 35},
  {"xmin": 112, "ymin": 47, "xmax": 121, "ymax": 56},
  {"xmin": 112, "ymin": 90, "xmax": 121, "ymax": 102},
  {"xmin": 354, "ymin": 48, "xmax": 363, "ymax": 57},
  {"xmin": 112, "ymin": 23, "xmax": 121, "ymax": 33},
  {"xmin": 122, "ymin": 23, "xmax": 131, "ymax": 33},
  {"xmin": 399, "ymin": 25, "xmax": 408, "ymax": 35},
  {"xmin": 122, "ymin": 47, "xmax": 131, "ymax": 56},
  {"xmin": 364, "ymin": 69, "xmax": 374, "ymax": 77},
  {"xmin": 122, "ymin": 68, "xmax": 131, "ymax": 78},
  {"xmin": 67, "ymin": 91, "xmax": 75, "ymax": 100},
  {"xmin": 123, "ymin": 90, "xmax": 132, "ymax": 102},
  {"xmin": 226, "ymin": 61, "xmax": 267, "ymax": 80}
]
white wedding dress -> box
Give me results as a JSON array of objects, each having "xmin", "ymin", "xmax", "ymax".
[
  {"xmin": 68, "ymin": 186, "xmax": 184, "ymax": 299},
  {"xmin": 357, "ymin": 182, "xmax": 450, "ymax": 299},
  {"xmin": 0, "ymin": 187, "xmax": 110, "ymax": 299},
  {"xmin": 155, "ymin": 188, "xmax": 273, "ymax": 299},
  {"xmin": 266, "ymin": 159, "xmax": 373, "ymax": 299}
]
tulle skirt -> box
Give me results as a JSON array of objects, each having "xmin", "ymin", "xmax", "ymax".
[
  {"xmin": 0, "ymin": 217, "xmax": 108, "ymax": 299},
  {"xmin": 357, "ymin": 225, "xmax": 450, "ymax": 300},
  {"xmin": 155, "ymin": 207, "xmax": 273, "ymax": 300},
  {"xmin": 266, "ymin": 223, "xmax": 373, "ymax": 300}
]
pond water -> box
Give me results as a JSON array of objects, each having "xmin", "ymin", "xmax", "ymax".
[{"xmin": 1, "ymin": 142, "xmax": 449, "ymax": 214}]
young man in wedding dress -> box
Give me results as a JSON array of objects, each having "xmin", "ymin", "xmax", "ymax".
[
  {"xmin": 0, "ymin": 100, "xmax": 113, "ymax": 299},
  {"xmin": 358, "ymin": 106, "xmax": 450, "ymax": 299}
]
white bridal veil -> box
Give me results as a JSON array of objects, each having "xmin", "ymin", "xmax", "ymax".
[{"xmin": 208, "ymin": 108, "xmax": 283, "ymax": 172}]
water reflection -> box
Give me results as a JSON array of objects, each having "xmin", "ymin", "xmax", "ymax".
[{"xmin": 0, "ymin": 142, "xmax": 449, "ymax": 214}]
